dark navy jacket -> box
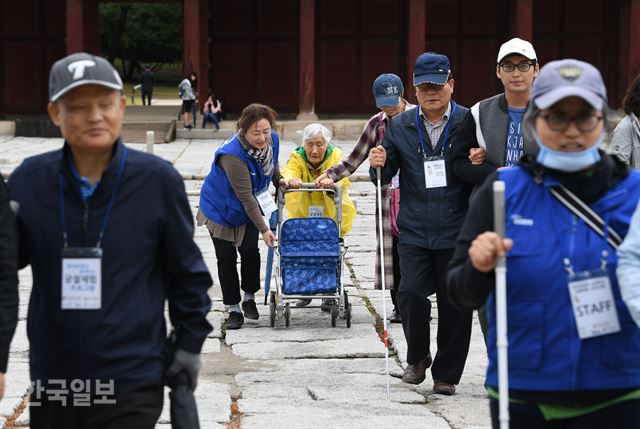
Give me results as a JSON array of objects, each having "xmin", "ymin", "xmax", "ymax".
[
  {"xmin": 8, "ymin": 140, "xmax": 212, "ymax": 386},
  {"xmin": 370, "ymin": 102, "xmax": 471, "ymax": 249}
]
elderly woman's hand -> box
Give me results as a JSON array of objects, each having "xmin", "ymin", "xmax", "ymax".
[
  {"xmin": 314, "ymin": 173, "xmax": 334, "ymax": 189},
  {"xmin": 468, "ymin": 232, "xmax": 513, "ymax": 273},
  {"xmin": 278, "ymin": 178, "xmax": 289, "ymax": 189},
  {"xmin": 287, "ymin": 178, "xmax": 303, "ymax": 189}
]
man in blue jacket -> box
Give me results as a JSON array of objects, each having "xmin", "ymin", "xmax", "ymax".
[
  {"xmin": 8, "ymin": 52, "xmax": 212, "ymax": 428},
  {"xmin": 369, "ymin": 52, "xmax": 473, "ymax": 395}
]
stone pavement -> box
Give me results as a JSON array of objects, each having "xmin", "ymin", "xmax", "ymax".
[{"xmin": 0, "ymin": 135, "xmax": 491, "ymax": 429}]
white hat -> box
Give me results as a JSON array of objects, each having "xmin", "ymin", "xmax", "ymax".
[{"xmin": 497, "ymin": 38, "xmax": 537, "ymax": 64}]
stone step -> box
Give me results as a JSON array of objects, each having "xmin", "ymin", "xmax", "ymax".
[
  {"xmin": 176, "ymin": 127, "xmax": 234, "ymax": 140},
  {"xmin": 121, "ymin": 121, "xmax": 173, "ymax": 144}
]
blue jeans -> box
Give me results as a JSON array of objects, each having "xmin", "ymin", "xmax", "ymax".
[{"xmin": 202, "ymin": 112, "xmax": 220, "ymax": 128}]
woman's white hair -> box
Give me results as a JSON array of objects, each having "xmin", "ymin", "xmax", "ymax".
[{"xmin": 302, "ymin": 123, "xmax": 332, "ymax": 145}]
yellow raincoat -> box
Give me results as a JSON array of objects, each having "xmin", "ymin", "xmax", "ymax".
[{"xmin": 282, "ymin": 146, "xmax": 356, "ymax": 236}]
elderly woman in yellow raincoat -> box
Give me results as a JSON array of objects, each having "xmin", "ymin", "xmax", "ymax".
[{"xmin": 283, "ymin": 123, "xmax": 356, "ymax": 237}]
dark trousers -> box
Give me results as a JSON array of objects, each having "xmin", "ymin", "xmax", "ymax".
[
  {"xmin": 391, "ymin": 235, "xmax": 401, "ymax": 309},
  {"xmin": 141, "ymin": 90, "xmax": 152, "ymax": 106},
  {"xmin": 30, "ymin": 383, "xmax": 163, "ymax": 429},
  {"xmin": 397, "ymin": 243, "xmax": 472, "ymax": 384},
  {"xmin": 211, "ymin": 222, "xmax": 261, "ymax": 305},
  {"xmin": 490, "ymin": 397, "xmax": 640, "ymax": 429}
]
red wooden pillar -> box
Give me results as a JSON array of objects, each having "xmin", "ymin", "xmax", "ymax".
[
  {"xmin": 298, "ymin": 0, "xmax": 317, "ymax": 119},
  {"xmin": 407, "ymin": 0, "xmax": 426, "ymax": 99},
  {"xmin": 514, "ymin": 0, "xmax": 533, "ymax": 42},
  {"xmin": 197, "ymin": 0, "xmax": 210, "ymax": 105},
  {"xmin": 183, "ymin": 0, "xmax": 201, "ymax": 90},
  {"xmin": 66, "ymin": 0, "xmax": 85, "ymax": 53},
  {"xmin": 629, "ymin": 0, "xmax": 640, "ymax": 81}
]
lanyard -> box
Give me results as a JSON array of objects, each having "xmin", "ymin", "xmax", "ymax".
[
  {"xmin": 59, "ymin": 146, "xmax": 128, "ymax": 248},
  {"xmin": 416, "ymin": 102, "xmax": 457, "ymax": 157}
]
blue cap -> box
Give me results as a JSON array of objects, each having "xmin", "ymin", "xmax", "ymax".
[
  {"xmin": 413, "ymin": 52, "xmax": 451, "ymax": 86},
  {"xmin": 372, "ymin": 74, "xmax": 403, "ymax": 108},
  {"xmin": 531, "ymin": 59, "xmax": 607, "ymax": 110}
]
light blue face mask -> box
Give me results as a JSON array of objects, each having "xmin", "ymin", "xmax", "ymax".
[{"xmin": 534, "ymin": 131, "xmax": 604, "ymax": 172}]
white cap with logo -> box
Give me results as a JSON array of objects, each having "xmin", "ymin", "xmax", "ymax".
[{"xmin": 497, "ymin": 38, "xmax": 537, "ymax": 64}]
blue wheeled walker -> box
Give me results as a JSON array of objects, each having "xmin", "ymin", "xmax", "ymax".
[{"xmin": 269, "ymin": 183, "xmax": 351, "ymax": 328}]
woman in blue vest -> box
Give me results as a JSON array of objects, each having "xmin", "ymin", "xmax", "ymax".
[
  {"xmin": 448, "ymin": 59, "xmax": 640, "ymax": 427},
  {"xmin": 198, "ymin": 103, "xmax": 286, "ymax": 330}
]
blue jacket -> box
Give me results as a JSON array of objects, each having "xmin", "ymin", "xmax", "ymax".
[
  {"xmin": 370, "ymin": 103, "xmax": 471, "ymax": 249},
  {"xmin": 8, "ymin": 140, "xmax": 212, "ymax": 386},
  {"xmin": 485, "ymin": 166, "xmax": 640, "ymax": 391},
  {"xmin": 200, "ymin": 132, "xmax": 279, "ymax": 227}
]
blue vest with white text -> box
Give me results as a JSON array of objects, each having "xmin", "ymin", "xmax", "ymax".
[{"xmin": 485, "ymin": 166, "xmax": 640, "ymax": 391}]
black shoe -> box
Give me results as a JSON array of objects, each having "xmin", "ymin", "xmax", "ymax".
[
  {"xmin": 389, "ymin": 308, "xmax": 402, "ymax": 323},
  {"xmin": 226, "ymin": 311, "xmax": 244, "ymax": 330},
  {"xmin": 241, "ymin": 300, "xmax": 259, "ymax": 320},
  {"xmin": 320, "ymin": 299, "xmax": 336, "ymax": 312},
  {"xmin": 296, "ymin": 298, "xmax": 312, "ymax": 307}
]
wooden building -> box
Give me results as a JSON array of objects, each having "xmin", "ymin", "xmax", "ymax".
[{"xmin": 1, "ymin": 0, "xmax": 639, "ymax": 117}]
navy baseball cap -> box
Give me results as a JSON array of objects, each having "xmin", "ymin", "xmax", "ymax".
[
  {"xmin": 531, "ymin": 59, "xmax": 607, "ymax": 110},
  {"xmin": 49, "ymin": 52, "xmax": 123, "ymax": 102},
  {"xmin": 413, "ymin": 52, "xmax": 451, "ymax": 86},
  {"xmin": 372, "ymin": 74, "xmax": 404, "ymax": 108}
]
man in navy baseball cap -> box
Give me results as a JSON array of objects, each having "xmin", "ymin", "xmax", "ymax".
[
  {"xmin": 413, "ymin": 52, "xmax": 451, "ymax": 86},
  {"xmin": 369, "ymin": 51, "xmax": 472, "ymax": 395}
]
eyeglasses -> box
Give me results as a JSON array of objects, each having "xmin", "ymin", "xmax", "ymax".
[
  {"xmin": 499, "ymin": 62, "xmax": 535, "ymax": 73},
  {"xmin": 539, "ymin": 112, "xmax": 603, "ymax": 132}
]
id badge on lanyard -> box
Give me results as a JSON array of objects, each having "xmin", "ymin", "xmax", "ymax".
[
  {"xmin": 565, "ymin": 255, "xmax": 621, "ymax": 340},
  {"xmin": 416, "ymin": 102, "xmax": 456, "ymax": 190},
  {"xmin": 61, "ymin": 247, "xmax": 102, "ymax": 310},
  {"xmin": 424, "ymin": 156, "xmax": 447, "ymax": 189},
  {"xmin": 255, "ymin": 188, "xmax": 277, "ymax": 216},
  {"xmin": 59, "ymin": 146, "xmax": 127, "ymax": 311}
]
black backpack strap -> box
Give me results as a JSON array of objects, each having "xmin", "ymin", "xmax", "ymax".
[{"xmin": 549, "ymin": 185, "xmax": 623, "ymax": 249}]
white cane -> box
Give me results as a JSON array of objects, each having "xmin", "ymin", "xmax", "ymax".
[
  {"xmin": 376, "ymin": 166, "xmax": 391, "ymax": 401},
  {"xmin": 493, "ymin": 180, "xmax": 509, "ymax": 429}
]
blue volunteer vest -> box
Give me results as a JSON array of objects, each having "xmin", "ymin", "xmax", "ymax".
[
  {"xmin": 199, "ymin": 131, "xmax": 279, "ymax": 227},
  {"xmin": 485, "ymin": 167, "xmax": 640, "ymax": 391}
]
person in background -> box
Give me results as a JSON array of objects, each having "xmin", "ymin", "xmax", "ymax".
[
  {"xmin": 179, "ymin": 76, "xmax": 196, "ymax": 130},
  {"xmin": 448, "ymin": 59, "xmax": 640, "ymax": 428},
  {"xmin": 609, "ymin": 74, "xmax": 640, "ymax": 169},
  {"xmin": 202, "ymin": 91, "xmax": 222, "ymax": 130},
  {"xmin": 139, "ymin": 65, "xmax": 154, "ymax": 106}
]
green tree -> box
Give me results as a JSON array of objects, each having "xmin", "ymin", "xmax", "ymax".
[{"xmin": 100, "ymin": 3, "xmax": 182, "ymax": 79}]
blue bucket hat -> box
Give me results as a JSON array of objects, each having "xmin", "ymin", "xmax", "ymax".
[
  {"xmin": 413, "ymin": 52, "xmax": 451, "ymax": 86},
  {"xmin": 531, "ymin": 59, "xmax": 607, "ymax": 110},
  {"xmin": 372, "ymin": 74, "xmax": 403, "ymax": 108}
]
